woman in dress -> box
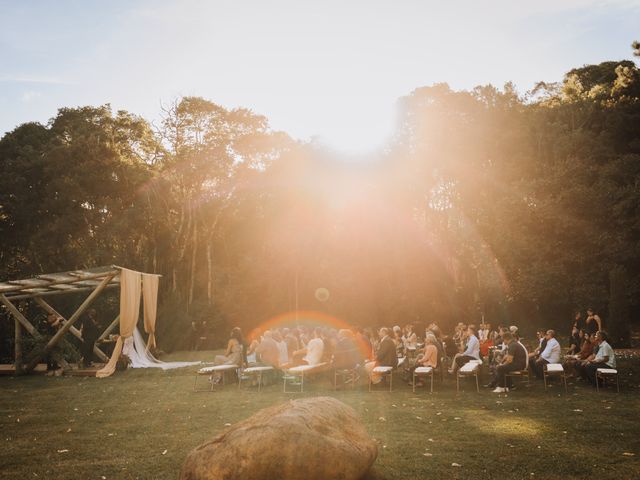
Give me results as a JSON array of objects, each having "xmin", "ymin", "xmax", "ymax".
[{"xmin": 211, "ymin": 327, "xmax": 245, "ymax": 383}]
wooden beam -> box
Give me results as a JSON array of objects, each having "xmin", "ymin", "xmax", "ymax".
[
  {"xmin": 0, "ymin": 294, "xmax": 41, "ymax": 338},
  {"xmin": 0, "ymin": 269, "xmax": 118, "ymax": 295},
  {"xmin": 15, "ymin": 318, "xmax": 23, "ymax": 375},
  {"xmin": 7, "ymin": 283, "xmax": 119, "ymax": 301},
  {"xmin": 34, "ymin": 297, "xmax": 109, "ymax": 363},
  {"xmin": 24, "ymin": 273, "xmax": 117, "ymax": 372},
  {"xmin": 98, "ymin": 314, "xmax": 120, "ymax": 341}
]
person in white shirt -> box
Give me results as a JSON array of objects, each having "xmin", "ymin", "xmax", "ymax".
[
  {"xmin": 449, "ymin": 326, "xmax": 480, "ymax": 374},
  {"xmin": 531, "ymin": 330, "xmax": 561, "ymax": 378},
  {"xmin": 582, "ymin": 330, "xmax": 616, "ymax": 385},
  {"xmin": 293, "ymin": 327, "xmax": 324, "ymax": 366}
]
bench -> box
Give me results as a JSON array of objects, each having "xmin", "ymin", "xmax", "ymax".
[
  {"xmin": 456, "ymin": 359, "xmax": 481, "ymax": 393},
  {"xmin": 193, "ymin": 364, "xmax": 239, "ymax": 392},
  {"xmin": 239, "ymin": 366, "xmax": 275, "ymax": 392},
  {"xmin": 283, "ymin": 362, "xmax": 328, "ymax": 393},
  {"xmin": 543, "ymin": 363, "xmax": 567, "ymax": 393},
  {"xmin": 596, "ymin": 368, "xmax": 619, "ymax": 393},
  {"xmin": 412, "ymin": 366, "xmax": 434, "ymax": 393}
]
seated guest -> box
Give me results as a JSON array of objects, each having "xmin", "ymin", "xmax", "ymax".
[
  {"xmin": 565, "ymin": 332, "xmax": 594, "ymax": 376},
  {"xmin": 333, "ymin": 329, "xmax": 361, "ymax": 369},
  {"xmin": 248, "ymin": 330, "xmax": 280, "ymax": 367},
  {"xmin": 581, "ymin": 330, "xmax": 616, "ymax": 386},
  {"xmin": 293, "ymin": 327, "xmax": 324, "ymax": 366},
  {"xmin": 403, "ymin": 324, "xmax": 418, "ymax": 349},
  {"xmin": 365, "ymin": 328, "xmax": 398, "ymax": 384},
  {"xmin": 211, "ymin": 327, "xmax": 246, "ymax": 383},
  {"xmin": 448, "ymin": 326, "xmax": 480, "ymax": 374},
  {"xmin": 392, "ymin": 325, "xmax": 404, "ymax": 356},
  {"xmin": 568, "ymin": 326, "xmax": 581, "ymax": 355},
  {"xmin": 492, "ymin": 331, "xmax": 527, "ymax": 392},
  {"xmin": 530, "ymin": 330, "xmax": 561, "ymax": 379},
  {"xmin": 528, "ymin": 330, "xmax": 547, "ymax": 363},
  {"xmin": 283, "ymin": 328, "xmax": 299, "ymax": 364},
  {"xmin": 409, "ymin": 334, "xmax": 439, "ymax": 387},
  {"xmin": 272, "ymin": 331, "xmax": 289, "ymax": 368}
]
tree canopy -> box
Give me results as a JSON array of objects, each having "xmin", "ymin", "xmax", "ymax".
[{"xmin": 1, "ymin": 48, "xmax": 639, "ymax": 352}]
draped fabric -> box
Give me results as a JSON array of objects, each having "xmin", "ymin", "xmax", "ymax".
[
  {"xmin": 123, "ymin": 327, "xmax": 200, "ymax": 370},
  {"xmin": 142, "ymin": 273, "xmax": 159, "ymax": 351},
  {"xmin": 97, "ymin": 268, "xmax": 142, "ymax": 378}
]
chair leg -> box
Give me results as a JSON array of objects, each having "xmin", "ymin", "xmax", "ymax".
[
  {"xmin": 563, "ymin": 374, "xmax": 567, "ymax": 394},
  {"xmin": 616, "ymin": 374, "xmax": 620, "ymax": 393},
  {"xmin": 475, "ymin": 373, "xmax": 479, "ymax": 393},
  {"xmin": 596, "ymin": 373, "xmax": 600, "ymax": 392},
  {"xmin": 389, "ymin": 372, "xmax": 393, "ymax": 392},
  {"xmin": 456, "ymin": 374, "xmax": 460, "ymax": 393},
  {"xmin": 543, "ymin": 373, "xmax": 548, "ymax": 391},
  {"xmin": 412, "ymin": 371, "xmax": 416, "ymax": 393},
  {"xmin": 430, "ymin": 372, "xmax": 433, "ymax": 393},
  {"xmin": 193, "ymin": 374, "xmax": 198, "ymax": 392}
]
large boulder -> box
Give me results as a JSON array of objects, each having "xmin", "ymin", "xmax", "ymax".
[{"xmin": 180, "ymin": 396, "xmax": 377, "ymax": 480}]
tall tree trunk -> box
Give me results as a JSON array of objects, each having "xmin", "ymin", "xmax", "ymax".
[{"xmin": 188, "ymin": 217, "xmax": 198, "ymax": 309}]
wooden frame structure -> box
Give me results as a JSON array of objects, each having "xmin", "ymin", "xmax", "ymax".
[{"xmin": 0, "ymin": 266, "xmax": 121, "ymax": 374}]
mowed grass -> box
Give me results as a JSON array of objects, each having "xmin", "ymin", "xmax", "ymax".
[{"xmin": 1, "ymin": 351, "xmax": 640, "ymax": 480}]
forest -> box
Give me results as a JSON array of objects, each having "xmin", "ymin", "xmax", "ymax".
[{"xmin": 1, "ymin": 49, "xmax": 639, "ymax": 355}]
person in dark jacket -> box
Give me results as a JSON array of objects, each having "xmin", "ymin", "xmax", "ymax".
[{"xmin": 365, "ymin": 328, "xmax": 398, "ymax": 384}]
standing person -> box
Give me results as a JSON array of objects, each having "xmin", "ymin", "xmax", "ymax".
[
  {"xmin": 492, "ymin": 332, "xmax": 527, "ymax": 393},
  {"xmin": 448, "ymin": 326, "xmax": 480, "ymax": 374},
  {"xmin": 80, "ymin": 309, "xmax": 100, "ymax": 368},
  {"xmin": 43, "ymin": 313, "xmax": 63, "ymax": 374},
  {"xmin": 585, "ymin": 308, "xmax": 602, "ymax": 335},
  {"xmin": 531, "ymin": 330, "xmax": 561, "ymax": 379},
  {"xmin": 365, "ymin": 328, "xmax": 398, "ymax": 384},
  {"xmin": 572, "ymin": 311, "xmax": 585, "ymax": 331},
  {"xmin": 568, "ymin": 326, "xmax": 581, "ymax": 356}
]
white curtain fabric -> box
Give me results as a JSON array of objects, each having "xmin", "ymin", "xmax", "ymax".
[
  {"xmin": 142, "ymin": 273, "xmax": 159, "ymax": 351},
  {"xmin": 122, "ymin": 327, "xmax": 200, "ymax": 370}
]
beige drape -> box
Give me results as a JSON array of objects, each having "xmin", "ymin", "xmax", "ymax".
[
  {"xmin": 142, "ymin": 273, "xmax": 159, "ymax": 351},
  {"xmin": 97, "ymin": 268, "xmax": 142, "ymax": 378}
]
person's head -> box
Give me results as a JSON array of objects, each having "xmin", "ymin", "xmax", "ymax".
[
  {"xmin": 379, "ymin": 327, "xmax": 390, "ymax": 339},
  {"xmin": 467, "ymin": 326, "xmax": 476, "ymax": 337},
  {"xmin": 425, "ymin": 334, "xmax": 437, "ymax": 346},
  {"xmin": 87, "ymin": 308, "xmax": 97, "ymax": 319},
  {"xmin": 314, "ymin": 327, "xmax": 322, "ymax": 338},
  {"xmin": 230, "ymin": 327, "xmax": 244, "ymax": 343},
  {"xmin": 587, "ymin": 307, "xmax": 594, "ymax": 316},
  {"xmin": 338, "ymin": 329, "xmax": 351, "ymax": 339},
  {"xmin": 578, "ymin": 328, "xmax": 585, "ymax": 338},
  {"xmin": 537, "ymin": 330, "xmax": 546, "ymax": 339},
  {"xmin": 502, "ymin": 331, "xmax": 514, "ymax": 344},
  {"xmin": 509, "ymin": 325, "xmax": 518, "ymax": 335},
  {"xmin": 574, "ymin": 310, "xmax": 582, "ymax": 320},
  {"xmin": 263, "ymin": 330, "xmax": 273, "ymax": 339},
  {"xmin": 47, "ymin": 313, "xmax": 57, "ymax": 324},
  {"xmin": 393, "ymin": 325, "xmax": 402, "ymax": 337},
  {"xmin": 406, "ymin": 324, "xmax": 413, "ymax": 333},
  {"xmin": 571, "ymin": 325, "xmax": 578, "ymax": 335},
  {"xmin": 595, "ymin": 330, "xmax": 608, "ymax": 344},
  {"xmin": 546, "ymin": 329, "xmax": 556, "ymax": 339}
]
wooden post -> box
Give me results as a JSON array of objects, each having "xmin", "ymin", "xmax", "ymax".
[
  {"xmin": 98, "ymin": 315, "xmax": 120, "ymax": 341},
  {"xmin": 0, "ymin": 294, "xmax": 41, "ymax": 338},
  {"xmin": 15, "ymin": 318, "xmax": 23, "ymax": 375},
  {"xmin": 34, "ymin": 297, "xmax": 109, "ymax": 363},
  {"xmin": 24, "ymin": 273, "xmax": 117, "ymax": 372}
]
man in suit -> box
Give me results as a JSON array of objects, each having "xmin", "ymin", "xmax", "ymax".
[{"xmin": 365, "ymin": 328, "xmax": 398, "ymax": 384}]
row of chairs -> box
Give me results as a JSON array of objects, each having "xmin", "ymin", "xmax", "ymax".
[{"xmin": 193, "ymin": 360, "xmax": 620, "ymax": 393}]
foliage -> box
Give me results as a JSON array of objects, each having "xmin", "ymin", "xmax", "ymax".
[{"xmin": 1, "ymin": 47, "xmax": 640, "ymax": 352}]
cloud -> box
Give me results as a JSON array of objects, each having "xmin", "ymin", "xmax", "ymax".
[
  {"xmin": 21, "ymin": 91, "xmax": 42, "ymax": 102},
  {"xmin": 0, "ymin": 74, "xmax": 72, "ymax": 85}
]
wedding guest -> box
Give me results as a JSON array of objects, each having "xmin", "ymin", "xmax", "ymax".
[
  {"xmin": 365, "ymin": 328, "xmax": 398, "ymax": 384},
  {"xmin": 448, "ymin": 326, "xmax": 480, "ymax": 374},
  {"xmin": 293, "ymin": 327, "xmax": 324, "ymax": 366},
  {"xmin": 582, "ymin": 330, "xmax": 616, "ymax": 386},
  {"xmin": 211, "ymin": 327, "xmax": 245, "ymax": 383},
  {"xmin": 409, "ymin": 334, "xmax": 439, "ymax": 388},
  {"xmin": 333, "ymin": 329, "xmax": 361, "ymax": 369},
  {"xmin": 492, "ymin": 332, "xmax": 527, "ymax": 393},
  {"xmin": 80, "ymin": 308, "xmax": 100, "ymax": 368},
  {"xmin": 249, "ymin": 330, "xmax": 280, "ymax": 367},
  {"xmin": 531, "ymin": 330, "xmax": 561, "ymax": 379},
  {"xmin": 585, "ymin": 307, "xmax": 602, "ymax": 335}
]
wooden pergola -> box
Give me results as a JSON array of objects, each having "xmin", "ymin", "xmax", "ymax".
[{"xmin": 0, "ymin": 266, "xmax": 122, "ymax": 374}]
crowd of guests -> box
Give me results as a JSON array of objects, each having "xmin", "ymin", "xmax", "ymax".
[{"xmin": 212, "ymin": 307, "xmax": 617, "ymax": 391}]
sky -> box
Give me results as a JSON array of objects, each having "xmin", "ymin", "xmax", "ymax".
[{"xmin": 1, "ymin": 0, "xmax": 639, "ymax": 153}]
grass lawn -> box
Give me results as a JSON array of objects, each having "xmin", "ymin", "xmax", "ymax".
[{"xmin": 1, "ymin": 351, "xmax": 640, "ymax": 480}]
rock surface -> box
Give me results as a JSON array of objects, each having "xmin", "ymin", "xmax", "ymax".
[{"xmin": 180, "ymin": 396, "xmax": 377, "ymax": 480}]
